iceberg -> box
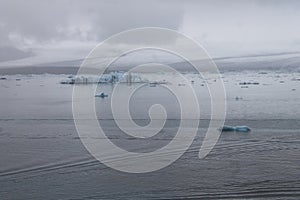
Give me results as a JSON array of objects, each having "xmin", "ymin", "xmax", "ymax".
[
  {"xmin": 95, "ymin": 92, "xmax": 108, "ymax": 98},
  {"xmin": 239, "ymin": 82, "xmax": 259, "ymax": 85},
  {"xmin": 235, "ymin": 126, "xmax": 251, "ymax": 132},
  {"xmin": 220, "ymin": 125, "xmax": 236, "ymax": 132},
  {"xmin": 220, "ymin": 125, "xmax": 251, "ymax": 132},
  {"xmin": 60, "ymin": 71, "xmax": 151, "ymax": 84},
  {"xmin": 60, "ymin": 79, "xmax": 75, "ymax": 84}
]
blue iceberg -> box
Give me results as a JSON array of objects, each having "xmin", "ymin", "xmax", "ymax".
[
  {"xmin": 220, "ymin": 125, "xmax": 251, "ymax": 132},
  {"xmin": 95, "ymin": 92, "xmax": 108, "ymax": 98}
]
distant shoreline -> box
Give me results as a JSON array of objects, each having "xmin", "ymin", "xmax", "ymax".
[
  {"xmin": 1, "ymin": 51, "xmax": 300, "ymax": 75},
  {"xmin": 0, "ymin": 61, "xmax": 299, "ymax": 75},
  {"xmin": 0, "ymin": 66, "xmax": 79, "ymax": 75}
]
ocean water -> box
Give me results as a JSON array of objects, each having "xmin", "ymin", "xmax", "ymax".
[{"xmin": 0, "ymin": 72, "xmax": 299, "ymax": 199}]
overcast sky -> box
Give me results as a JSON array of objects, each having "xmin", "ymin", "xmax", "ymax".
[{"xmin": 1, "ymin": 0, "xmax": 300, "ymax": 65}]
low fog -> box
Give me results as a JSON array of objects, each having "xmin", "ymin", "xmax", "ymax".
[{"xmin": 0, "ymin": 0, "xmax": 300, "ymax": 66}]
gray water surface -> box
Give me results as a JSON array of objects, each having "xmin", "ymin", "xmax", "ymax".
[{"xmin": 0, "ymin": 73, "xmax": 299, "ymax": 199}]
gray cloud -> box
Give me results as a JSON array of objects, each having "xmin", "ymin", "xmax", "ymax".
[
  {"xmin": 181, "ymin": 0, "xmax": 300, "ymax": 56},
  {"xmin": 1, "ymin": 0, "xmax": 300, "ymax": 64},
  {"xmin": 0, "ymin": 0, "xmax": 184, "ymax": 47}
]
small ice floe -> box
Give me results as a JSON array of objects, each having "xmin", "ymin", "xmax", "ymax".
[
  {"xmin": 291, "ymin": 78, "xmax": 300, "ymax": 81},
  {"xmin": 220, "ymin": 125, "xmax": 235, "ymax": 132},
  {"xmin": 220, "ymin": 125, "xmax": 251, "ymax": 132},
  {"xmin": 258, "ymin": 71, "xmax": 268, "ymax": 74},
  {"xmin": 149, "ymin": 82, "xmax": 157, "ymax": 87},
  {"xmin": 235, "ymin": 126, "xmax": 251, "ymax": 132},
  {"xmin": 95, "ymin": 92, "xmax": 108, "ymax": 98},
  {"xmin": 239, "ymin": 82, "xmax": 259, "ymax": 85},
  {"xmin": 60, "ymin": 79, "xmax": 75, "ymax": 84},
  {"xmin": 235, "ymin": 96, "xmax": 243, "ymax": 101}
]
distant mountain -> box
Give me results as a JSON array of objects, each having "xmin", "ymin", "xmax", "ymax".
[
  {"xmin": 1, "ymin": 51, "xmax": 300, "ymax": 75},
  {"xmin": 171, "ymin": 52, "xmax": 300, "ymax": 72},
  {"xmin": 0, "ymin": 46, "xmax": 33, "ymax": 62},
  {"xmin": 37, "ymin": 59, "xmax": 83, "ymax": 68}
]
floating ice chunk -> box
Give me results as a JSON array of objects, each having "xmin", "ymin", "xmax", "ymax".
[
  {"xmin": 241, "ymin": 86, "xmax": 249, "ymax": 88},
  {"xmin": 239, "ymin": 82, "xmax": 259, "ymax": 85},
  {"xmin": 220, "ymin": 126, "xmax": 235, "ymax": 132},
  {"xmin": 60, "ymin": 71, "xmax": 151, "ymax": 84},
  {"xmin": 235, "ymin": 126, "xmax": 251, "ymax": 132},
  {"xmin": 95, "ymin": 92, "xmax": 108, "ymax": 98},
  {"xmin": 60, "ymin": 79, "xmax": 75, "ymax": 84},
  {"xmin": 149, "ymin": 82, "xmax": 157, "ymax": 87},
  {"xmin": 235, "ymin": 97, "xmax": 243, "ymax": 101},
  {"xmin": 291, "ymin": 78, "xmax": 300, "ymax": 81},
  {"xmin": 220, "ymin": 125, "xmax": 251, "ymax": 132},
  {"xmin": 258, "ymin": 71, "xmax": 268, "ymax": 74}
]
